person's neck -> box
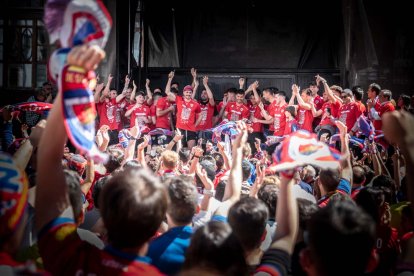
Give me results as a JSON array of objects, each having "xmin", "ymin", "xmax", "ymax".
[
  {"xmin": 245, "ymin": 247, "xmax": 263, "ymax": 266},
  {"xmin": 184, "ymin": 97, "xmax": 191, "ymax": 102},
  {"xmin": 110, "ymin": 242, "xmax": 149, "ymax": 257},
  {"xmin": 167, "ymin": 220, "xmax": 192, "ymax": 229},
  {"xmin": 279, "ymin": 100, "xmax": 286, "ymax": 106}
]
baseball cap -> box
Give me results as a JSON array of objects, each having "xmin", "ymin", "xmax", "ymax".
[{"xmin": 183, "ymin": 85, "xmax": 193, "ymax": 92}]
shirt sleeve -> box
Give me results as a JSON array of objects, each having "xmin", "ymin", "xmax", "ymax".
[
  {"xmin": 255, "ymin": 248, "xmax": 290, "ymax": 276},
  {"xmin": 37, "ymin": 207, "xmax": 91, "ymax": 275},
  {"xmin": 338, "ymin": 178, "xmax": 351, "ymax": 194},
  {"xmin": 370, "ymin": 107, "xmax": 381, "ymax": 120}
]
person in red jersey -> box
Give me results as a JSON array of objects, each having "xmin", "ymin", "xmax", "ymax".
[
  {"xmin": 166, "ymin": 72, "xmax": 202, "ymax": 149},
  {"xmin": 35, "ymin": 45, "xmax": 167, "ymax": 276},
  {"xmin": 224, "ymin": 89, "xmax": 250, "ymax": 122},
  {"xmin": 368, "ymin": 89, "xmax": 395, "ymax": 131},
  {"xmin": 125, "ymin": 90, "xmax": 151, "ymax": 133},
  {"xmin": 284, "ymin": 105, "xmax": 299, "ymax": 135},
  {"xmin": 197, "ymin": 76, "xmax": 216, "ymax": 132},
  {"xmin": 258, "ymin": 87, "xmax": 279, "ymax": 136},
  {"xmin": 352, "ymin": 86, "xmax": 367, "ymax": 115},
  {"xmin": 309, "ymin": 80, "xmax": 324, "ymax": 129},
  {"xmin": 366, "ymin": 83, "xmax": 381, "ymax": 129},
  {"xmin": 217, "ymin": 88, "xmax": 237, "ymax": 123},
  {"xmin": 290, "ymin": 84, "xmax": 314, "ymax": 132},
  {"xmin": 96, "ymin": 74, "xmax": 122, "ymax": 145},
  {"xmin": 247, "ymin": 81, "xmax": 266, "ymax": 153},
  {"xmin": 311, "ymin": 91, "xmax": 338, "ymax": 139},
  {"xmin": 338, "ymin": 89, "xmax": 362, "ymax": 133}
]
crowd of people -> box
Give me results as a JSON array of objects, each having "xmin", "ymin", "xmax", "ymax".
[{"xmin": 1, "ymin": 43, "xmax": 414, "ymax": 276}]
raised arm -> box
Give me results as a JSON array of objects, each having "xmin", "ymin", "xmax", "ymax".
[
  {"xmin": 293, "ymin": 84, "xmax": 311, "ymax": 110},
  {"xmin": 130, "ymin": 80, "xmax": 137, "ymax": 102},
  {"xmin": 36, "ymin": 46, "xmax": 106, "ymax": 232},
  {"xmin": 316, "ymin": 75, "xmax": 339, "ymax": 104},
  {"xmin": 94, "ymin": 82, "xmax": 104, "ymax": 103},
  {"xmin": 80, "ymin": 159, "xmax": 95, "ymax": 195},
  {"xmin": 239, "ymin": 77, "xmax": 245, "ymax": 90},
  {"xmin": 165, "ymin": 71, "xmax": 176, "ymax": 101},
  {"xmin": 192, "ymin": 78, "xmax": 199, "ymax": 99},
  {"xmin": 145, "ymin": 79, "xmax": 153, "ymax": 105},
  {"xmin": 336, "ymin": 120, "xmax": 352, "ymax": 183},
  {"xmin": 203, "ymin": 76, "xmax": 216, "ymax": 106},
  {"xmin": 217, "ymin": 141, "xmax": 231, "ymax": 171},
  {"xmin": 100, "ymin": 74, "xmax": 113, "ymax": 102},
  {"xmin": 270, "ymin": 172, "xmax": 298, "ymax": 255},
  {"xmin": 116, "ymin": 75, "xmax": 130, "ymax": 103}
]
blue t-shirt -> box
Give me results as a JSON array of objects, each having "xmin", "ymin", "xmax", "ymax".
[
  {"xmin": 147, "ymin": 225, "xmax": 192, "ymax": 275},
  {"xmin": 298, "ymin": 181, "xmax": 313, "ymax": 194}
]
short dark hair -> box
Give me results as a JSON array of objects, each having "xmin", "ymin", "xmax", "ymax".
[
  {"xmin": 170, "ymin": 87, "xmax": 179, "ymax": 94},
  {"xmin": 352, "ymin": 86, "xmax": 364, "ymax": 101},
  {"xmin": 165, "ymin": 175, "xmax": 198, "ymax": 225},
  {"xmin": 105, "ymin": 146, "xmax": 124, "ymax": 173},
  {"xmin": 330, "ymin": 85, "xmax": 343, "ymax": 94},
  {"xmin": 285, "ymin": 105, "xmax": 296, "ymax": 117},
  {"xmin": 352, "ymin": 165, "xmax": 366, "ymax": 185},
  {"xmin": 308, "ymin": 201, "xmax": 375, "ymax": 276},
  {"xmin": 297, "ymin": 198, "xmax": 318, "ymax": 231},
  {"xmin": 309, "ymin": 81, "xmax": 317, "ymax": 86},
  {"xmin": 235, "ymin": 89, "xmax": 245, "ymax": 95},
  {"xmin": 228, "ymin": 197, "xmax": 268, "ymax": 252},
  {"xmin": 258, "ymin": 184, "xmax": 279, "ymax": 218},
  {"xmin": 277, "ymin": 91, "xmax": 287, "ymax": 98},
  {"xmin": 65, "ymin": 169, "xmax": 83, "ymax": 224},
  {"xmin": 354, "ymin": 187, "xmax": 384, "ymax": 224},
  {"xmin": 263, "ymin": 87, "xmax": 279, "ymax": 95},
  {"xmin": 212, "ymin": 152, "xmax": 224, "ymax": 170},
  {"xmin": 183, "ymin": 221, "xmax": 248, "ymax": 275},
  {"xmin": 179, "ymin": 148, "xmax": 191, "ymax": 163},
  {"xmin": 368, "ymin": 83, "xmax": 381, "ymax": 95},
  {"xmin": 171, "ymin": 81, "xmax": 179, "ymax": 87},
  {"xmin": 319, "ymin": 169, "xmax": 340, "ymax": 192},
  {"xmin": 399, "ymin": 94, "xmax": 411, "ymax": 107},
  {"xmin": 226, "ymin": 87, "xmax": 238, "ymax": 94},
  {"xmin": 93, "ymin": 175, "xmax": 111, "ymax": 209},
  {"xmin": 302, "ymin": 88, "xmax": 312, "ymax": 96},
  {"xmin": 123, "ymin": 160, "xmax": 141, "ymax": 170},
  {"xmin": 215, "ymin": 180, "xmax": 226, "ymax": 202},
  {"xmin": 381, "ymin": 89, "xmax": 392, "ymax": 100},
  {"xmin": 100, "ymin": 168, "xmax": 168, "ymax": 249}
]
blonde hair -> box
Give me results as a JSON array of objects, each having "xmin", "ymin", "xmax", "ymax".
[{"xmin": 161, "ymin": 150, "xmax": 179, "ymax": 170}]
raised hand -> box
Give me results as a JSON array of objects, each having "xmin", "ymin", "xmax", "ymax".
[
  {"xmin": 29, "ymin": 119, "xmax": 47, "ymax": 148},
  {"xmin": 173, "ymin": 129, "xmax": 184, "ymax": 142},
  {"xmin": 168, "ymin": 71, "xmax": 175, "ymax": 79},
  {"xmin": 252, "ymin": 80, "xmax": 259, "ymax": 90},
  {"xmin": 202, "ymin": 76, "xmax": 209, "ymax": 86},
  {"xmin": 107, "ymin": 74, "xmax": 113, "ymax": 83},
  {"xmin": 133, "ymin": 80, "xmax": 137, "ymax": 89},
  {"xmin": 67, "ymin": 44, "xmax": 106, "ymax": 71},
  {"xmin": 233, "ymin": 121, "xmax": 248, "ymax": 149},
  {"xmin": 239, "ymin": 77, "xmax": 245, "ymax": 89},
  {"xmin": 145, "ymin": 78, "xmax": 150, "ymax": 88},
  {"xmin": 191, "ymin": 68, "xmax": 197, "ymax": 78},
  {"xmin": 138, "ymin": 135, "xmax": 150, "ymax": 150},
  {"xmin": 125, "ymin": 74, "xmax": 130, "ymax": 86},
  {"xmin": 315, "ymin": 74, "xmax": 326, "ymax": 84},
  {"xmin": 292, "ymin": 84, "xmax": 300, "ymax": 96},
  {"xmin": 335, "ymin": 120, "xmax": 347, "ymax": 135}
]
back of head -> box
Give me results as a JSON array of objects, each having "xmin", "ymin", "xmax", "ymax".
[
  {"xmin": 319, "ymin": 168, "xmax": 340, "ymax": 193},
  {"xmin": 64, "ymin": 169, "xmax": 83, "ymax": 224},
  {"xmin": 354, "ymin": 187, "xmax": 385, "ymax": 224},
  {"xmin": 183, "ymin": 221, "xmax": 248, "ymax": 275},
  {"xmin": 161, "ymin": 150, "xmax": 179, "ymax": 170},
  {"xmin": 104, "ymin": 146, "xmax": 124, "ymax": 173},
  {"xmin": 285, "ymin": 105, "xmax": 296, "ymax": 117},
  {"xmin": 92, "ymin": 175, "xmax": 111, "ymax": 209},
  {"xmin": 212, "ymin": 152, "xmax": 224, "ymax": 171},
  {"xmin": 165, "ymin": 175, "xmax": 198, "ymax": 225},
  {"xmin": 241, "ymin": 160, "xmax": 251, "ymax": 182},
  {"xmin": 352, "ymin": 86, "xmax": 364, "ymax": 101},
  {"xmin": 352, "ymin": 165, "xmax": 366, "ymax": 186},
  {"xmin": 381, "ymin": 89, "xmax": 392, "ymax": 101},
  {"xmin": 297, "ymin": 198, "xmax": 318, "ymax": 231},
  {"xmin": 179, "ymin": 148, "xmax": 191, "ymax": 164},
  {"xmin": 100, "ymin": 168, "xmax": 168, "ymax": 249},
  {"xmin": 307, "ymin": 200, "xmax": 375, "ymax": 276},
  {"xmin": 258, "ymin": 184, "xmax": 279, "ymax": 218},
  {"xmin": 228, "ymin": 197, "xmax": 268, "ymax": 252}
]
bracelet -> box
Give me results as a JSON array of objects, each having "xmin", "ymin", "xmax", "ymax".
[{"xmin": 203, "ymin": 189, "xmax": 215, "ymax": 197}]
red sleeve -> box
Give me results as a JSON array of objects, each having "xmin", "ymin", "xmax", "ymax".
[
  {"xmin": 195, "ymin": 102, "xmax": 201, "ymax": 113},
  {"xmin": 156, "ymin": 98, "xmax": 165, "ymax": 109}
]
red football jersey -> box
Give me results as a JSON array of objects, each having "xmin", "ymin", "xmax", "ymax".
[
  {"xmin": 373, "ymin": 101, "xmax": 395, "ymax": 131},
  {"xmin": 273, "ymin": 104, "xmax": 287, "ymax": 136},
  {"xmin": 225, "ymin": 102, "xmax": 250, "ymax": 121},
  {"xmin": 250, "ymin": 104, "xmax": 265, "ymax": 133},
  {"xmin": 97, "ymin": 99, "xmax": 120, "ymax": 130},
  {"xmin": 338, "ymin": 102, "xmax": 362, "ymax": 131},
  {"xmin": 176, "ymin": 96, "xmax": 201, "ymax": 131},
  {"xmin": 313, "ymin": 95, "xmax": 325, "ymax": 110},
  {"xmin": 127, "ymin": 104, "xmax": 151, "ymax": 131},
  {"xmin": 156, "ymin": 97, "xmax": 173, "ymax": 130},
  {"xmin": 296, "ymin": 107, "xmax": 313, "ymax": 132},
  {"xmin": 266, "ymin": 100, "xmax": 278, "ymax": 131},
  {"xmin": 197, "ymin": 103, "xmax": 215, "ymax": 130}
]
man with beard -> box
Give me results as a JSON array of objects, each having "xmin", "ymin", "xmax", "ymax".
[
  {"xmin": 196, "ymin": 76, "xmax": 216, "ymax": 140},
  {"xmin": 166, "ymin": 78, "xmax": 202, "ymax": 150},
  {"xmin": 224, "ymin": 89, "xmax": 250, "ymax": 122}
]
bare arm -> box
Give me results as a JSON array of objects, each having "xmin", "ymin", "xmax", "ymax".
[
  {"xmin": 130, "ymin": 80, "xmax": 137, "ymax": 102},
  {"xmin": 94, "ymin": 82, "xmax": 104, "ymax": 103},
  {"xmin": 203, "ymin": 76, "xmax": 216, "ymax": 106},
  {"xmin": 80, "ymin": 159, "xmax": 95, "ymax": 195},
  {"xmin": 270, "ymin": 173, "xmax": 298, "ymax": 255},
  {"xmin": 100, "ymin": 74, "xmax": 113, "ymax": 102},
  {"xmin": 156, "ymin": 106, "xmax": 174, "ymax": 117},
  {"xmin": 165, "ymin": 71, "xmax": 176, "ymax": 101},
  {"xmin": 217, "ymin": 141, "xmax": 231, "ymax": 171},
  {"xmin": 293, "ymin": 84, "xmax": 311, "ymax": 110},
  {"xmin": 124, "ymin": 105, "xmax": 136, "ymax": 118},
  {"xmin": 336, "ymin": 121, "xmax": 352, "ymax": 183}
]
